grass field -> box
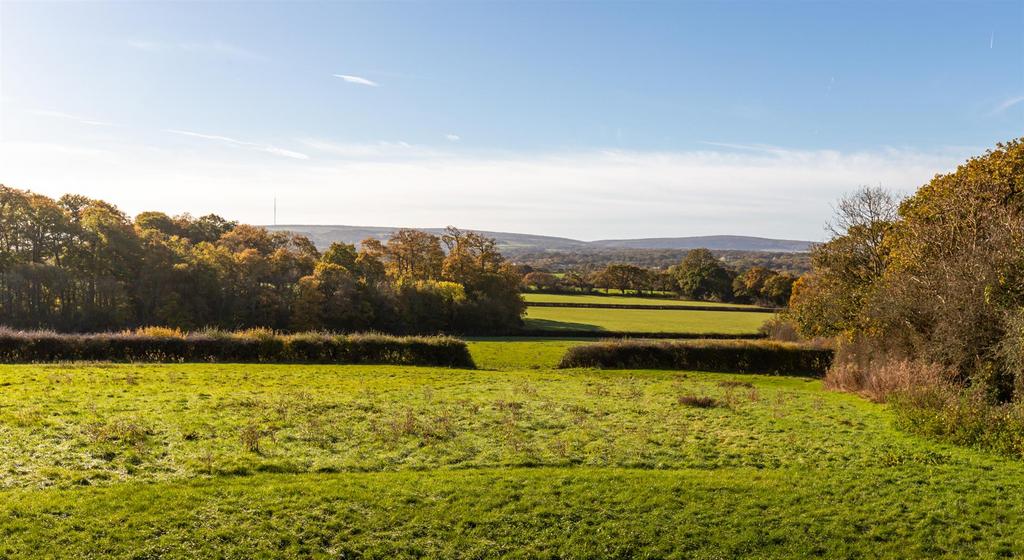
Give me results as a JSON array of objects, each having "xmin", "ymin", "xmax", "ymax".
[
  {"xmin": 1, "ymin": 340, "xmax": 1024, "ymax": 557},
  {"xmin": 523, "ymin": 293, "xmax": 764, "ymax": 308},
  {"xmin": 524, "ymin": 306, "xmax": 772, "ymax": 333}
]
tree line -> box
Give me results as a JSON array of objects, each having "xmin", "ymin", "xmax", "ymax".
[
  {"xmin": 784, "ymin": 139, "xmax": 1024, "ymax": 456},
  {"xmin": 521, "ymin": 248, "xmax": 795, "ymax": 307},
  {"xmin": 0, "ymin": 186, "xmax": 524, "ymax": 334},
  {"xmin": 507, "ymin": 247, "xmax": 811, "ymax": 276}
]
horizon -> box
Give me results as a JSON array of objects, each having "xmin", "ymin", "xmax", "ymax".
[
  {"xmin": 2, "ymin": 1, "xmax": 1022, "ymax": 241},
  {"xmin": 264, "ymin": 223, "xmax": 816, "ymax": 244}
]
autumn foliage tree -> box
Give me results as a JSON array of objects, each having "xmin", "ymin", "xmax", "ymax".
[
  {"xmin": 791, "ymin": 139, "xmax": 1024, "ymax": 405},
  {"xmin": 0, "ymin": 187, "xmax": 524, "ymax": 335}
]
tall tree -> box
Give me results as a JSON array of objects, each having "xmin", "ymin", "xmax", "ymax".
[{"xmin": 672, "ymin": 249, "xmax": 734, "ymax": 301}]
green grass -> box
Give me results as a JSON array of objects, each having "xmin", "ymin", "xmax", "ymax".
[
  {"xmin": 524, "ymin": 292, "xmax": 763, "ymax": 308},
  {"xmin": 468, "ymin": 338, "xmax": 587, "ymax": 369},
  {"xmin": 2, "ymin": 341, "xmax": 1024, "ymax": 557},
  {"xmin": 524, "ymin": 306, "xmax": 772, "ymax": 333}
]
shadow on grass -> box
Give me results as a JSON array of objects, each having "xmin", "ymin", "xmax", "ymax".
[{"xmin": 523, "ymin": 318, "xmax": 606, "ymax": 332}]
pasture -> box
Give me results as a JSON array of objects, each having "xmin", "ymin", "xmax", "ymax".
[
  {"xmin": 1, "ymin": 339, "xmax": 1023, "ymax": 557},
  {"xmin": 523, "ymin": 292, "xmax": 764, "ymax": 308},
  {"xmin": 524, "ymin": 306, "xmax": 772, "ymax": 334}
]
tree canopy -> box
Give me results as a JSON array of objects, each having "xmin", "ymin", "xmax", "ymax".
[{"xmin": 0, "ymin": 186, "xmax": 524, "ymax": 334}]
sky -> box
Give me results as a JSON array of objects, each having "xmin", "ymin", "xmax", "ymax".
[{"xmin": 1, "ymin": 1, "xmax": 1022, "ymax": 242}]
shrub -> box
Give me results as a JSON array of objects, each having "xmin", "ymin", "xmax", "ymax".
[
  {"xmin": 758, "ymin": 315, "xmax": 801, "ymax": 342},
  {"xmin": 558, "ymin": 339, "xmax": 832, "ymax": 377},
  {"xmin": 677, "ymin": 394, "xmax": 720, "ymax": 408},
  {"xmin": 127, "ymin": 326, "xmax": 186, "ymax": 338},
  {"xmin": 0, "ymin": 328, "xmax": 475, "ymax": 368},
  {"xmin": 890, "ymin": 380, "xmax": 1024, "ymax": 458},
  {"xmin": 822, "ymin": 337, "xmax": 959, "ymax": 401}
]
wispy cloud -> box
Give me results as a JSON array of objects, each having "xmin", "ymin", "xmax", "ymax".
[
  {"xmin": 698, "ymin": 141, "xmax": 790, "ymax": 156},
  {"xmin": 29, "ymin": 109, "xmax": 114, "ymax": 127},
  {"xmin": 125, "ymin": 39, "xmax": 265, "ymax": 61},
  {"xmin": 2, "ymin": 137, "xmax": 975, "ymax": 240},
  {"xmin": 991, "ymin": 95, "xmax": 1024, "ymax": 115},
  {"xmin": 167, "ymin": 129, "xmax": 309, "ymax": 160},
  {"xmin": 299, "ymin": 138, "xmax": 443, "ymax": 159},
  {"xmin": 445, "ymin": 134, "xmax": 461, "ymax": 142},
  {"xmin": 333, "ymin": 74, "xmax": 379, "ymax": 87}
]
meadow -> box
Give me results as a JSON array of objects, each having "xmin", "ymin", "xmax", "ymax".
[
  {"xmin": 524, "ymin": 306, "xmax": 772, "ymax": 334},
  {"xmin": 1, "ymin": 339, "xmax": 1023, "ymax": 557},
  {"xmin": 523, "ymin": 293, "xmax": 764, "ymax": 308}
]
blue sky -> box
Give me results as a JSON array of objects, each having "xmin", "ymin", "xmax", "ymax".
[{"xmin": 1, "ymin": 1, "xmax": 1021, "ymax": 240}]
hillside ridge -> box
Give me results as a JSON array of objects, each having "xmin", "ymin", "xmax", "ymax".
[{"xmin": 265, "ymin": 225, "xmax": 813, "ymax": 253}]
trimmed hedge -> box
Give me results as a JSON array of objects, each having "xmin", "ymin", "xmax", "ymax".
[
  {"xmin": 558, "ymin": 339, "xmax": 833, "ymax": 377},
  {"xmin": 515, "ymin": 330, "xmax": 765, "ymax": 339},
  {"xmin": 0, "ymin": 329, "xmax": 475, "ymax": 368},
  {"xmin": 526, "ymin": 302, "xmax": 778, "ymax": 313}
]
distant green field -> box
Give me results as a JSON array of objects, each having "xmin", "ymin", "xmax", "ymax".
[
  {"xmin": 523, "ymin": 293, "xmax": 762, "ymax": 308},
  {"xmin": 3, "ymin": 350, "xmax": 1024, "ymax": 557},
  {"xmin": 468, "ymin": 338, "xmax": 586, "ymax": 369},
  {"xmin": 526, "ymin": 288, "xmax": 675, "ymax": 297},
  {"xmin": 524, "ymin": 306, "xmax": 771, "ymax": 333}
]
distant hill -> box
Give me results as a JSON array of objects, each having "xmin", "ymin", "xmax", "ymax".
[
  {"xmin": 264, "ymin": 225, "xmax": 814, "ymax": 253},
  {"xmin": 593, "ymin": 235, "xmax": 812, "ymax": 252}
]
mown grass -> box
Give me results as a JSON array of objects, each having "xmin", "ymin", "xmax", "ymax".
[
  {"xmin": 0, "ymin": 362, "xmax": 857, "ymax": 489},
  {"xmin": 5, "ymin": 464, "xmax": 1024, "ymax": 559},
  {"xmin": 523, "ymin": 293, "xmax": 763, "ymax": 308},
  {"xmin": 1, "ymin": 340, "xmax": 1023, "ymax": 557},
  {"xmin": 524, "ymin": 306, "xmax": 772, "ymax": 333},
  {"xmin": 468, "ymin": 338, "xmax": 587, "ymax": 369}
]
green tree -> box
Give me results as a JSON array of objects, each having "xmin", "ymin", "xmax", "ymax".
[{"xmin": 672, "ymin": 249, "xmax": 734, "ymax": 301}]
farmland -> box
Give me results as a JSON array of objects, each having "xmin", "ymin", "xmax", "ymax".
[
  {"xmin": 524, "ymin": 306, "xmax": 772, "ymax": 334},
  {"xmin": 523, "ymin": 292, "xmax": 766, "ymax": 308},
  {"xmin": 2, "ymin": 339, "xmax": 1024, "ymax": 557}
]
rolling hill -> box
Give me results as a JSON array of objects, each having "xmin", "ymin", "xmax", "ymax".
[{"xmin": 265, "ymin": 225, "xmax": 814, "ymax": 253}]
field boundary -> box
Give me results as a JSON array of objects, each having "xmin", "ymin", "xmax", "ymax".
[
  {"xmin": 558, "ymin": 339, "xmax": 832, "ymax": 376},
  {"xmin": 525, "ymin": 302, "xmax": 777, "ymax": 313},
  {"xmin": 0, "ymin": 329, "xmax": 475, "ymax": 367},
  {"xmin": 513, "ymin": 330, "xmax": 765, "ymax": 339}
]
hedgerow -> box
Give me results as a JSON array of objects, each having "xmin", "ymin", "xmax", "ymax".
[
  {"xmin": 0, "ymin": 328, "xmax": 475, "ymax": 368},
  {"xmin": 558, "ymin": 339, "xmax": 832, "ymax": 377}
]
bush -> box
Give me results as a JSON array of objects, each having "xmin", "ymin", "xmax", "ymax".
[
  {"xmin": 0, "ymin": 328, "xmax": 475, "ymax": 368},
  {"xmin": 822, "ymin": 338, "xmax": 949, "ymax": 402},
  {"xmin": 758, "ymin": 315, "xmax": 801, "ymax": 342},
  {"xmin": 677, "ymin": 394, "xmax": 720, "ymax": 408},
  {"xmin": 891, "ymin": 380, "xmax": 1024, "ymax": 458},
  {"xmin": 558, "ymin": 339, "xmax": 832, "ymax": 376}
]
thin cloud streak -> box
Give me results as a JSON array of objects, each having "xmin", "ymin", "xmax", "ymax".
[
  {"xmin": 697, "ymin": 141, "xmax": 790, "ymax": 156},
  {"xmin": 124, "ymin": 39, "xmax": 265, "ymax": 61},
  {"xmin": 166, "ymin": 129, "xmax": 309, "ymax": 160},
  {"xmin": 991, "ymin": 95, "xmax": 1024, "ymax": 115},
  {"xmin": 333, "ymin": 74, "xmax": 379, "ymax": 87},
  {"xmin": 300, "ymin": 138, "xmax": 443, "ymax": 159}
]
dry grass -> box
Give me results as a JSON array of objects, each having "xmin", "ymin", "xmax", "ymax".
[
  {"xmin": 824, "ymin": 340, "xmax": 955, "ymax": 403},
  {"xmin": 677, "ymin": 394, "xmax": 720, "ymax": 408}
]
